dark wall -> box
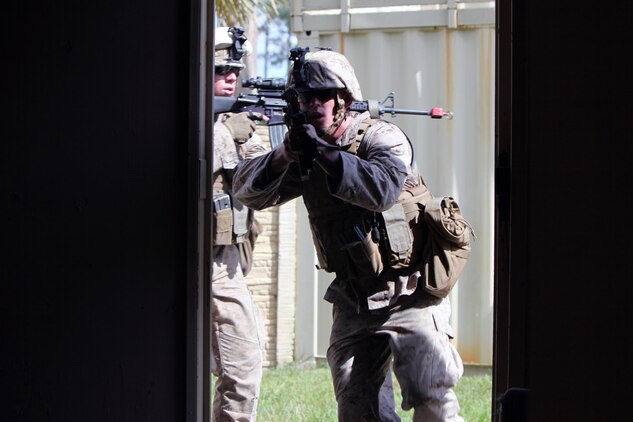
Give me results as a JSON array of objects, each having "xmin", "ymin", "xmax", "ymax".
[
  {"xmin": 496, "ymin": 2, "xmax": 633, "ymax": 421},
  {"xmin": 2, "ymin": 1, "xmax": 194, "ymax": 420}
]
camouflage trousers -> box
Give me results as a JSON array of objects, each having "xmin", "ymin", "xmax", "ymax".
[
  {"xmin": 212, "ymin": 245, "xmax": 264, "ymax": 422},
  {"xmin": 327, "ymin": 294, "xmax": 464, "ymax": 422}
]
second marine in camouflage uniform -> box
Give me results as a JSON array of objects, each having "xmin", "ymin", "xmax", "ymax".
[{"xmin": 211, "ymin": 26, "xmax": 268, "ymax": 422}]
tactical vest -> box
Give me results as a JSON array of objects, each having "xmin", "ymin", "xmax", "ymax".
[
  {"xmin": 212, "ymin": 172, "xmax": 252, "ymax": 246},
  {"xmin": 306, "ymin": 193, "xmax": 382, "ymax": 281},
  {"xmin": 305, "ymin": 118, "xmax": 429, "ymax": 281},
  {"xmin": 316, "ymin": 118, "xmax": 473, "ymax": 297}
]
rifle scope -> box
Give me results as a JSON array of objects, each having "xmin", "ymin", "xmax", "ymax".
[{"xmin": 241, "ymin": 77, "xmax": 287, "ymax": 90}]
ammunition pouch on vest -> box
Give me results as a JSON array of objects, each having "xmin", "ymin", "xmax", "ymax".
[
  {"xmin": 337, "ymin": 216, "xmax": 384, "ymax": 280},
  {"xmin": 309, "ymin": 207, "xmax": 384, "ymax": 281},
  {"xmin": 377, "ymin": 179, "xmax": 473, "ymax": 298},
  {"xmin": 378, "ymin": 181, "xmax": 430, "ymax": 270},
  {"xmin": 419, "ymin": 195, "xmax": 472, "ymax": 297},
  {"xmin": 213, "ymin": 193, "xmax": 233, "ymax": 245},
  {"xmin": 212, "ymin": 172, "xmax": 253, "ymax": 247},
  {"xmin": 212, "ymin": 192, "xmax": 252, "ymax": 246}
]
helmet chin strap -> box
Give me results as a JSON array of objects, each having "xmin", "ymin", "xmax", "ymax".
[{"xmin": 317, "ymin": 93, "xmax": 347, "ymax": 138}]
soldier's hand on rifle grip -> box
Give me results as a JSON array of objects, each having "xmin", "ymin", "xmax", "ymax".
[
  {"xmin": 222, "ymin": 112, "xmax": 257, "ymax": 143},
  {"xmin": 286, "ymin": 123, "xmax": 319, "ymax": 180},
  {"xmin": 279, "ymin": 134, "xmax": 299, "ymax": 163},
  {"xmin": 287, "ymin": 124, "xmax": 306, "ymax": 152},
  {"xmin": 303, "ymin": 124, "xmax": 343, "ymax": 179},
  {"xmin": 287, "ymin": 124, "xmax": 318, "ymax": 159}
]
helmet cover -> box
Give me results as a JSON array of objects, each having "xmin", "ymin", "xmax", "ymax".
[{"xmin": 287, "ymin": 49, "xmax": 362, "ymax": 101}]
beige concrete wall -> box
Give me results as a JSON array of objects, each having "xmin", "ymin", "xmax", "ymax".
[{"xmin": 245, "ymin": 123, "xmax": 297, "ymax": 368}]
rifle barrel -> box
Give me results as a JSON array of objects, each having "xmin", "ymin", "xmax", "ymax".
[
  {"xmin": 349, "ymin": 101, "xmax": 433, "ymax": 117},
  {"xmin": 384, "ymin": 107, "xmax": 432, "ymax": 116}
]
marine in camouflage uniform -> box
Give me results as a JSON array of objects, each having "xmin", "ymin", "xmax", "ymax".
[
  {"xmin": 211, "ymin": 26, "xmax": 268, "ymax": 422},
  {"xmin": 233, "ymin": 49, "xmax": 464, "ymax": 421}
]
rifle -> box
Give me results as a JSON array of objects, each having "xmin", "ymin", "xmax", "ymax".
[
  {"xmin": 213, "ymin": 79, "xmax": 453, "ymax": 150},
  {"xmin": 214, "ymin": 77, "xmax": 289, "ymax": 149}
]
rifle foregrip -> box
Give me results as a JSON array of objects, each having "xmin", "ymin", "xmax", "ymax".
[{"xmin": 349, "ymin": 100, "xmax": 381, "ymax": 118}]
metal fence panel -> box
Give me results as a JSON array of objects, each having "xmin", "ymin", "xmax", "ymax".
[{"xmin": 291, "ymin": 2, "xmax": 495, "ymax": 366}]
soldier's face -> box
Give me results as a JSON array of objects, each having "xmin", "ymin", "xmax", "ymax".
[
  {"xmin": 214, "ymin": 67, "xmax": 240, "ymax": 97},
  {"xmin": 298, "ymin": 89, "xmax": 338, "ymax": 131}
]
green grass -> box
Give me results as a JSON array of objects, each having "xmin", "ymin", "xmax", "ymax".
[{"xmin": 252, "ymin": 364, "xmax": 492, "ymax": 421}]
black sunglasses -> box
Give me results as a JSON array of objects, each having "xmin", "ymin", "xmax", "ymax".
[
  {"xmin": 215, "ymin": 65, "xmax": 241, "ymax": 76},
  {"xmin": 298, "ymin": 89, "xmax": 339, "ymax": 103}
]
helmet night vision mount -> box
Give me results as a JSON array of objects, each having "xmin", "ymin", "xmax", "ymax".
[{"xmin": 227, "ymin": 26, "xmax": 248, "ymax": 63}]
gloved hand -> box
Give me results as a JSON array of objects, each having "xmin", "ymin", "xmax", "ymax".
[
  {"xmin": 287, "ymin": 124, "xmax": 318, "ymax": 159},
  {"xmin": 302, "ymin": 124, "xmax": 342, "ymax": 178},
  {"xmin": 222, "ymin": 112, "xmax": 257, "ymax": 142}
]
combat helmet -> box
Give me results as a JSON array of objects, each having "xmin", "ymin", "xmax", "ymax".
[
  {"xmin": 287, "ymin": 48, "xmax": 363, "ymax": 102},
  {"xmin": 214, "ymin": 26, "xmax": 252, "ymax": 69}
]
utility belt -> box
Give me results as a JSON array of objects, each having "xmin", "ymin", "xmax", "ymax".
[{"xmin": 213, "ymin": 192, "xmax": 252, "ymax": 245}]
